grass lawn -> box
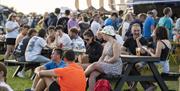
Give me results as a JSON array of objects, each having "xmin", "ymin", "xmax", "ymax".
[{"xmin": 1, "ymin": 56, "xmax": 179, "ymax": 91}]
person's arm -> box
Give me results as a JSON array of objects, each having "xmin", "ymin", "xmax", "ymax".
[
  {"xmin": 34, "ymin": 65, "xmax": 46, "ymax": 74},
  {"xmin": 106, "ymin": 42, "xmax": 120, "ymax": 63},
  {"xmin": 136, "ymin": 36, "xmax": 147, "ymax": 54},
  {"xmin": 38, "ymin": 69, "xmax": 57, "ymax": 77},
  {"xmin": 121, "ymin": 46, "xmax": 130, "ymax": 55},
  {"xmin": 98, "ymin": 51, "xmax": 106, "ymax": 62},
  {"xmin": 144, "ymin": 41, "xmax": 162, "ymax": 57}
]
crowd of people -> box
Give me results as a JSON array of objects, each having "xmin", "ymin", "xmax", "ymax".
[{"xmin": 0, "ymin": 6, "xmax": 180, "ymax": 91}]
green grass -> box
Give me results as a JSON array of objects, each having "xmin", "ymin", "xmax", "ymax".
[{"xmin": 2, "ymin": 57, "xmax": 180, "ymax": 91}]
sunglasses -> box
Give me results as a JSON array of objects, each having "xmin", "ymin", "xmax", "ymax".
[{"xmin": 84, "ymin": 38, "xmax": 90, "ymax": 41}]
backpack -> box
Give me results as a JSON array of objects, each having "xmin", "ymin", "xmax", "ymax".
[{"xmin": 94, "ymin": 79, "xmax": 112, "ymax": 91}]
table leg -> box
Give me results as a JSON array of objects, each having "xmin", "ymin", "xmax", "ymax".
[
  {"xmin": 148, "ymin": 63, "xmax": 168, "ymax": 91},
  {"xmin": 114, "ymin": 63, "xmax": 134, "ymax": 91}
]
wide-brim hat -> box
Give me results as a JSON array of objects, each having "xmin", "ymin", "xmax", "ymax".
[{"xmin": 101, "ymin": 26, "xmax": 115, "ymax": 36}]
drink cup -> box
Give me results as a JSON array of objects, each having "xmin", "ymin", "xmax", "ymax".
[{"xmin": 136, "ymin": 48, "xmax": 141, "ymax": 56}]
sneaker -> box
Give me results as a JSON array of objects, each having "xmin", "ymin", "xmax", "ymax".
[
  {"xmin": 17, "ymin": 71, "xmax": 25, "ymax": 78},
  {"xmin": 24, "ymin": 88, "xmax": 33, "ymax": 91}
]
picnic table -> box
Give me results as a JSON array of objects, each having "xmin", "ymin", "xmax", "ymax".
[{"xmin": 114, "ymin": 55, "xmax": 169, "ymax": 91}]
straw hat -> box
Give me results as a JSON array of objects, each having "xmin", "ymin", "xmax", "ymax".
[{"xmin": 101, "ymin": 26, "xmax": 115, "ymax": 36}]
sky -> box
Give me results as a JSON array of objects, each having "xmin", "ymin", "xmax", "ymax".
[{"xmin": 1, "ymin": 0, "xmax": 121, "ymax": 14}]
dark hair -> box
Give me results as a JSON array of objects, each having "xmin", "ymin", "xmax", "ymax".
[
  {"xmin": 147, "ymin": 11, "xmax": 153, "ymax": 15},
  {"xmin": 53, "ymin": 48, "xmax": 63, "ymax": 58},
  {"xmin": 65, "ymin": 10, "xmax": 70, "ymax": 16},
  {"xmin": 38, "ymin": 29, "xmax": 46, "ymax": 38},
  {"xmin": 83, "ymin": 29, "xmax": 94, "ymax": 38},
  {"xmin": 63, "ymin": 50, "xmax": 75, "ymax": 61},
  {"xmin": 7, "ymin": 13, "xmax": 16, "ymax": 21},
  {"xmin": 111, "ymin": 12, "xmax": 118, "ymax": 18},
  {"xmin": 48, "ymin": 26, "xmax": 55, "ymax": 30},
  {"xmin": 93, "ymin": 13, "xmax": 99, "ymax": 19},
  {"xmin": 69, "ymin": 28, "xmax": 79, "ymax": 34},
  {"xmin": 23, "ymin": 25, "xmax": 30, "ymax": 29},
  {"xmin": 27, "ymin": 28, "xmax": 37, "ymax": 36},
  {"xmin": 155, "ymin": 27, "xmax": 168, "ymax": 40},
  {"xmin": 0, "ymin": 62, "xmax": 7, "ymax": 77},
  {"xmin": 55, "ymin": 8, "xmax": 60, "ymax": 14},
  {"xmin": 55, "ymin": 25, "xmax": 64, "ymax": 32},
  {"xmin": 119, "ymin": 10, "xmax": 124, "ymax": 16},
  {"xmin": 163, "ymin": 7, "xmax": 171, "ymax": 15}
]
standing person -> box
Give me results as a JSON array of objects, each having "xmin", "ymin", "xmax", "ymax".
[
  {"xmin": 15, "ymin": 25, "xmax": 30, "ymax": 47},
  {"xmin": 78, "ymin": 14, "xmax": 90, "ymax": 38},
  {"xmin": 85, "ymin": 26, "xmax": 123, "ymax": 91},
  {"xmin": 104, "ymin": 12, "xmax": 120, "ymax": 31},
  {"xmin": 56, "ymin": 9, "xmax": 70, "ymax": 34},
  {"xmin": 143, "ymin": 27, "xmax": 171, "ymax": 73},
  {"xmin": 25, "ymin": 49, "xmax": 66, "ymax": 91},
  {"xmin": 4, "ymin": 13, "xmax": 20, "ymax": 60},
  {"xmin": 0, "ymin": 62, "xmax": 13, "ymax": 91},
  {"xmin": 158, "ymin": 7, "xmax": 174, "ymax": 40},
  {"xmin": 25, "ymin": 29, "xmax": 50, "ymax": 63},
  {"xmin": 121, "ymin": 13, "xmax": 134, "ymax": 40},
  {"xmin": 90, "ymin": 13, "xmax": 101, "ymax": 36},
  {"xmin": 36, "ymin": 50, "xmax": 86, "ymax": 91},
  {"xmin": 143, "ymin": 11, "xmax": 155, "ymax": 41},
  {"xmin": 67, "ymin": 12, "xmax": 79, "ymax": 30}
]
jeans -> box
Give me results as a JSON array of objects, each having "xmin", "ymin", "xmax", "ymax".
[
  {"xmin": 32, "ymin": 55, "xmax": 50, "ymax": 63},
  {"xmin": 156, "ymin": 60, "xmax": 169, "ymax": 73}
]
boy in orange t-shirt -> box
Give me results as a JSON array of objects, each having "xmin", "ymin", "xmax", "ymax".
[{"xmin": 37, "ymin": 50, "xmax": 86, "ymax": 91}]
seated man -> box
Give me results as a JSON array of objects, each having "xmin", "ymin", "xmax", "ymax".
[
  {"xmin": 121, "ymin": 23, "xmax": 156, "ymax": 90},
  {"xmin": 25, "ymin": 48, "xmax": 66, "ymax": 91},
  {"xmin": 0, "ymin": 62, "xmax": 13, "ymax": 91},
  {"xmin": 37, "ymin": 50, "xmax": 86, "ymax": 91}
]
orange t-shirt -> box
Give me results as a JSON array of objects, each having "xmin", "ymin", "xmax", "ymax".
[{"xmin": 54, "ymin": 62, "xmax": 86, "ymax": 91}]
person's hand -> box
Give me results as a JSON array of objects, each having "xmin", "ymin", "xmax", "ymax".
[
  {"xmin": 136, "ymin": 35, "xmax": 142, "ymax": 41},
  {"xmin": 55, "ymin": 32, "xmax": 59, "ymax": 38}
]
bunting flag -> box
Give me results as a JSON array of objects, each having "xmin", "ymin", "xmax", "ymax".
[
  {"xmin": 75, "ymin": 0, "xmax": 79, "ymax": 10},
  {"xmin": 99, "ymin": 0, "xmax": 104, "ymax": 8},
  {"xmin": 108, "ymin": 0, "xmax": 116, "ymax": 10},
  {"xmin": 86, "ymin": 0, "xmax": 92, "ymax": 8}
]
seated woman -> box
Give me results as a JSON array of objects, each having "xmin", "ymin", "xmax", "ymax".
[
  {"xmin": 0, "ymin": 62, "xmax": 13, "ymax": 91},
  {"xmin": 78, "ymin": 29, "xmax": 103, "ymax": 69},
  {"xmin": 85, "ymin": 26, "xmax": 123, "ymax": 91},
  {"xmin": 46, "ymin": 26, "xmax": 56, "ymax": 48},
  {"xmin": 143, "ymin": 27, "xmax": 171, "ymax": 73}
]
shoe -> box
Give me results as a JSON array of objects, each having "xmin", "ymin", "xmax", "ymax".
[
  {"xmin": 17, "ymin": 71, "xmax": 25, "ymax": 78},
  {"xmin": 145, "ymin": 85, "xmax": 157, "ymax": 91},
  {"xmin": 24, "ymin": 88, "xmax": 33, "ymax": 91}
]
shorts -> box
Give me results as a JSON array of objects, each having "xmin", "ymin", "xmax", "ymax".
[
  {"xmin": 6, "ymin": 38, "xmax": 16, "ymax": 45},
  {"xmin": 49, "ymin": 81, "xmax": 60, "ymax": 91}
]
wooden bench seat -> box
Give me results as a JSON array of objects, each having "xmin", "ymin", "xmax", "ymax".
[{"xmin": 4, "ymin": 59, "xmax": 40, "ymax": 78}]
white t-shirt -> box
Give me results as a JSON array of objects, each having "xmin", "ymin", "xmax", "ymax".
[
  {"xmin": 5, "ymin": 21, "xmax": 19, "ymax": 38},
  {"xmin": 90, "ymin": 21, "xmax": 101, "ymax": 36},
  {"xmin": 121, "ymin": 21, "xmax": 130, "ymax": 40},
  {"xmin": 71, "ymin": 36, "xmax": 85, "ymax": 49},
  {"xmin": 0, "ymin": 82, "xmax": 13, "ymax": 91},
  {"xmin": 115, "ymin": 34, "xmax": 124, "ymax": 45},
  {"xmin": 25, "ymin": 36, "xmax": 47, "ymax": 61},
  {"xmin": 57, "ymin": 33, "xmax": 72, "ymax": 48}
]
